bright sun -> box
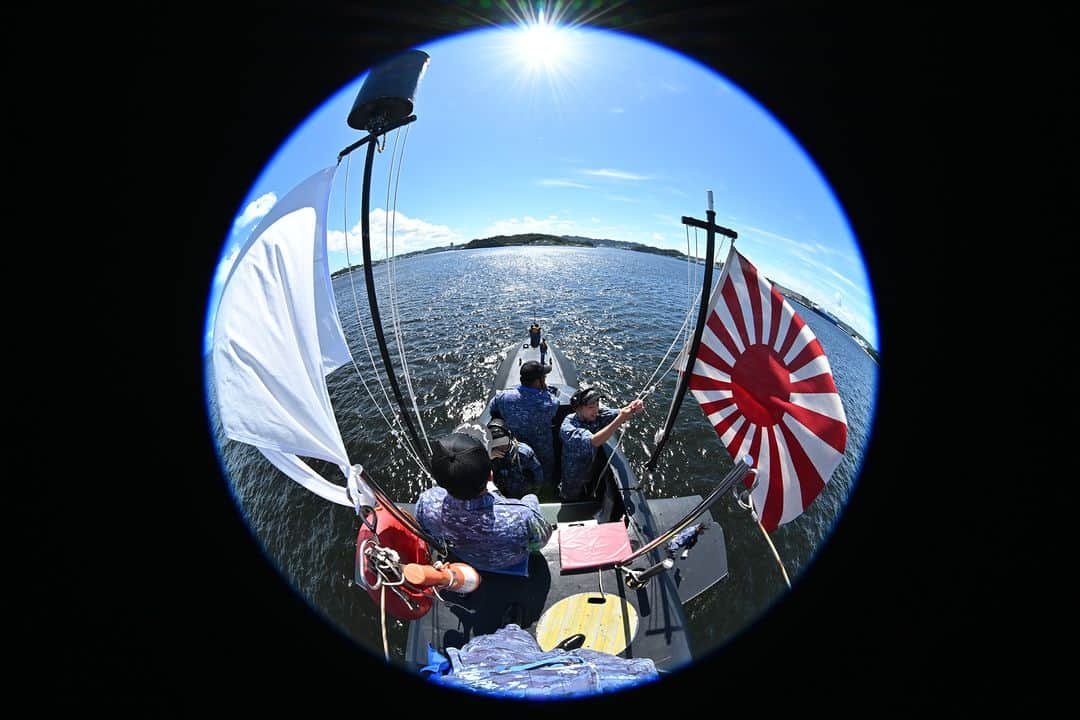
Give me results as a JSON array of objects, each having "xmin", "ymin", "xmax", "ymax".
[
  {"xmin": 516, "ymin": 18, "xmax": 566, "ymax": 68},
  {"xmin": 514, "ymin": 12, "xmax": 570, "ymax": 70}
]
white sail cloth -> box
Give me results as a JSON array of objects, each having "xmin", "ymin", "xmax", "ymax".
[{"xmin": 212, "ymin": 165, "xmax": 375, "ymax": 508}]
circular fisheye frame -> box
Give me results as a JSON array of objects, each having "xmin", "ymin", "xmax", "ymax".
[{"xmin": 204, "ymin": 14, "xmax": 878, "ymax": 702}]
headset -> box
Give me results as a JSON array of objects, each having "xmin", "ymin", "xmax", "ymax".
[{"xmin": 487, "ymin": 418, "xmax": 518, "ymax": 456}]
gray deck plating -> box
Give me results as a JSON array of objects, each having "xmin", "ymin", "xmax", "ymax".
[
  {"xmin": 403, "ymin": 495, "xmax": 726, "ymax": 671},
  {"xmin": 493, "ymin": 338, "xmax": 577, "ymax": 397},
  {"xmin": 402, "ymin": 336, "xmax": 729, "ymax": 671}
]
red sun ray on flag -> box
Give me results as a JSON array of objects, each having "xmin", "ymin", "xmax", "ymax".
[{"xmin": 686, "ymin": 246, "xmax": 848, "ymax": 532}]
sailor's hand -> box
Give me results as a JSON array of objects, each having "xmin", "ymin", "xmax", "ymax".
[{"xmin": 621, "ymin": 398, "xmax": 644, "ymax": 418}]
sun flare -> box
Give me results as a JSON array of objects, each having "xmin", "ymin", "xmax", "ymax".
[
  {"xmin": 515, "ymin": 14, "xmax": 568, "ymax": 69},
  {"xmin": 495, "ymin": 2, "xmax": 602, "ymax": 104}
]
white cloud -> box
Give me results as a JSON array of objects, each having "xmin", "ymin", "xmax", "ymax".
[
  {"xmin": 233, "ymin": 192, "xmax": 277, "ymax": 230},
  {"xmin": 822, "ymin": 264, "xmax": 862, "ymax": 293},
  {"xmin": 583, "ymin": 168, "xmax": 652, "ymax": 181},
  {"xmin": 813, "ymin": 241, "xmax": 857, "ymax": 262},
  {"xmin": 328, "ymin": 209, "xmax": 463, "ymax": 260},
  {"xmin": 651, "ymin": 232, "xmax": 665, "ymax": 242},
  {"xmin": 606, "ymin": 195, "xmax": 637, "ymax": 203},
  {"xmin": 213, "ymin": 243, "xmax": 240, "ymax": 289},
  {"xmin": 611, "ymin": 107, "xmax": 625, "ymax": 113},
  {"xmin": 742, "ymin": 224, "xmax": 818, "ymax": 254},
  {"xmin": 539, "ymin": 179, "xmax": 592, "ymax": 189}
]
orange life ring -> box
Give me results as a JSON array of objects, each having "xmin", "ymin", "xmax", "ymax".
[{"xmin": 355, "ymin": 505, "xmax": 434, "ymax": 620}]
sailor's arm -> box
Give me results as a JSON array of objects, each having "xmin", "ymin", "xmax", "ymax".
[
  {"xmin": 589, "ymin": 399, "xmax": 644, "ymax": 447},
  {"xmin": 521, "ymin": 494, "xmax": 554, "ymax": 550},
  {"xmin": 522, "ymin": 446, "xmax": 544, "ymax": 487}
]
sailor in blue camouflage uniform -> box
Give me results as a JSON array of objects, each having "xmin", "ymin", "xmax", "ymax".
[
  {"xmin": 559, "ymin": 387, "xmax": 644, "ymax": 501},
  {"xmin": 416, "ymin": 433, "xmax": 553, "ymax": 576},
  {"xmin": 486, "ymin": 360, "xmax": 559, "ymax": 489},
  {"xmin": 487, "ymin": 418, "xmax": 544, "ymax": 499}
]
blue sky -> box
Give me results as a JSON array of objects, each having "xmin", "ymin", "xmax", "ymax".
[{"xmin": 208, "ymin": 17, "xmax": 878, "ymax": 350}]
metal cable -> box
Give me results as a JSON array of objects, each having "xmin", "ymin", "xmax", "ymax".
[
  {"xmin": 341, "ymin": 154, "xmax": 430, "ymax": 475},
  {"xmin": 385, "ymin": 123, "xmax": 433, "ymax": 458}
]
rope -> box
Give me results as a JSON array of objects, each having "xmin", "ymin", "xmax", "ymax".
[
  {"xmin": 380, "ymin": 585, "xmax": 390, "ymax": 661},
  {"xmin": 756, "ymin": 519, "xmax": 792, "ymax": 589},
  {"xmin": 743, "ymin": 494, "xmax": 791, "ymax": 589}
]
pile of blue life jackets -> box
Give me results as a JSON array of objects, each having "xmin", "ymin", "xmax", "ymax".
[{"xmin": 421, "ymin": 624, "xmax": 659, "ymax": 699}]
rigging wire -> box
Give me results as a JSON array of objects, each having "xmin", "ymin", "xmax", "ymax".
[
  {"xmin": 341, "ymin": 156, "xmax": 399, "ymax": 423},
  {"xmin": 384, "ymin": 123, "xmax": 433, "ymax": 459},
  {"xmin": 654, "ymin": 224, "xmax": 702, "ymax": 447},
  {"xmin": 686, "ymin": 223, "xmax": 692, "ymax": 317},
  {"xmin": 589, "ymin": 287, "xmax": 700, "ymax": 487},
  {"xmin": 595, "ymin": 219, "xmax": 729, "ymax": 493},
  {"xmin": 648, "ymin": 224, "xmax": 728, "ymax": 470},
  {"xmin": 341, "ymin": 153, "xmax": 431, "ymax": 477}
]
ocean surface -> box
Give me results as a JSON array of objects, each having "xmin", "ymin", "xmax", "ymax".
[{"xmin": 205, "ymin": 244, "xmax": 878, "ymax": 679}]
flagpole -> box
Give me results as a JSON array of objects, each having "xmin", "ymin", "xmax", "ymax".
[{"xmin": 646, "ymin": 191, "xmax": 737, "ymax": 473}]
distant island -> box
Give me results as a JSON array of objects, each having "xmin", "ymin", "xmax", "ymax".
[
  {"xmin": 331, "ymin": 232, "xmax": 877, "ymax": 358},
  {"xmin": 465, "ymin": 233, "xmax": 592, "ymax": 249},
  {"xmin": 330, "ymin": 232, "xmax": 688, "ymax": 277}
]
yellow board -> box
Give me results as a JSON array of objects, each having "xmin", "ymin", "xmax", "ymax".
[{"xmin": 535, "ymin": 592, "xmax": 638, "ymax": 655}]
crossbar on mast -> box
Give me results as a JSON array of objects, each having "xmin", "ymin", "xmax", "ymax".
[{"xmin": 645, "ymin": 190, "xmax": 737, "ymax": 472}]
